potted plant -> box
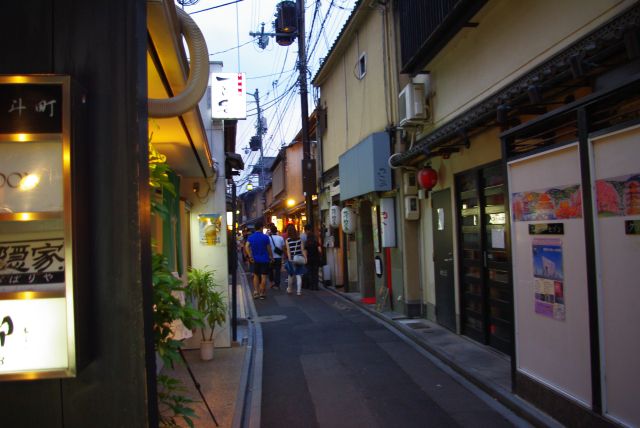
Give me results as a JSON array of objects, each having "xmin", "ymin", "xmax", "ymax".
[{"xmin": 186, "ymin": 266, "xmax": 227, "ymax": 360}]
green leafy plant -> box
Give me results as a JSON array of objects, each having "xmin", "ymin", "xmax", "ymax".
[
  {"xmin": 149, "ymin": 138, "xmax": 202, "ymax": 427},
  {"xmin": 149, "ymin": 139, "xmax": 176, "ymax": 218},
  {"xmin": 152, "ymin": 253, "xmax": 203, "ymax": 366},
  {"xmin": 187, "ymin": 267, "xmax": 227, "ymax": 341},
  {"xmin": 157, "ymin": 374, "xmax": 198, "ymax": 428}
]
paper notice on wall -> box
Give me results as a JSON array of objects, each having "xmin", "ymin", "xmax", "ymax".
[
  {"xmin": 491, "ymin": 227, "xmax": 505, "ymax": 249},
  {"xmin": 532, "ymin": 239, "xmax": 565, "ymax": 321}
]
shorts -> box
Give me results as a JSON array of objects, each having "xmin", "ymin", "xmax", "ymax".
[{"xmin": 252, "ymin": 262, "xmax": 271, "ymax": 276}]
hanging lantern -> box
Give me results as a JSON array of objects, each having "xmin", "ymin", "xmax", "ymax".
[
  {"xmin": 329, "ymin": 205, "xmax": 341, "ymax": 229},
  {"xmin": 417, "ymin": 166, "xmax": 438, "ymax": 190},
  {"xmin": 341, "ymin": 207, "xmax": 357, "ymax": 234}
]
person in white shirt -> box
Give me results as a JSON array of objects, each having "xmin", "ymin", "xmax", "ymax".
[{"xmin": 267, "ymin": 224, "xmax": 285, "ymax": 289}]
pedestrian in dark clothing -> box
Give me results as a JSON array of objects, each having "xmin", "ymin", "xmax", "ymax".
[
  {"xmin": 245, "ymin": 220, "xmax": 273, "ymax": 299},
  {"xmin": 304, "ymin": 228, "xmax": 322, "ymax": 290}
]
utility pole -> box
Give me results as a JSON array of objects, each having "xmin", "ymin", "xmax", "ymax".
[
  {"xmin": 249, "ymin": 1, "xmax": 315, "ymax": 226},
  {"xmin": 297, "ymin": 0, "xmax": 314, "ymax": 227},
  {"xmin": 254, "ymin": 88, "xmax": 266, "ymax": 189}
]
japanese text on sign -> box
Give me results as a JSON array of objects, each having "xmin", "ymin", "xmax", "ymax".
[{"xmin": 0, "ymin": 239, "xmax": 65, "ymax": 287}]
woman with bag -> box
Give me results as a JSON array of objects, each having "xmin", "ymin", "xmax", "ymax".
[
  {"xmin": 267, "ymin": 224, "xmax": 285, "ymax": 289},
  {"xmin": 284, "ymin": 223, "xmax": 307, "ymax": 296}
]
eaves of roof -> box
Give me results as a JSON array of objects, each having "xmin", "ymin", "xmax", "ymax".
[{"xmin": 311, "ymin": 0, "xmax": 365, "ymax": 87}]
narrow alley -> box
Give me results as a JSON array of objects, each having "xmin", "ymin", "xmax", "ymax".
[{"xmin": 249, "ymin": 273, "xmax": 528, "ymax": 428}]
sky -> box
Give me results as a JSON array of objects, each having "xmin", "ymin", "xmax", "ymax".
[{"xmin": 179, "ymin": 0, "xmax": 357, "ymax": 190}]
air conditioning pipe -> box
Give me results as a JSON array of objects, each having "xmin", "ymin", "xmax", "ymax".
[{"xmin": 148, "ymin": 8, "xmax": 209, "ymax": 118}]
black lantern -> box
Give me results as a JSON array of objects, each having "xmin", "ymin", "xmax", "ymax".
[{"xmin": 275, "ymin": 1, "xmax": 297, "ymax": 46}]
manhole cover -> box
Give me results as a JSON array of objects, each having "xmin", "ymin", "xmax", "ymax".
[
  {"xmin": 254, "ymin": 315, "xmax": 287, "ymax": 323},
  {"xmin": 405, "ymin": 322, "xmax": 430, "ymax": 330}
]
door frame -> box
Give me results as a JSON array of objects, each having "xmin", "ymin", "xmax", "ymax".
[
  {"xmin": 455, "ymin": 159, "xmax": 514, "ymax": 355},
  {"xmin": 431, "ymin": 188, "xmax": 457, "ymax": 331}
]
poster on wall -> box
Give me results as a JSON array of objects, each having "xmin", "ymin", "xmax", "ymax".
[
  {"xmin": 595, "ymin": 173, "xmax": 640, "ymax": 217},
  {"xmin": 512, "ymin": 184, "xmax": 582, "ymax": 221},
  {"xmin": 532, "ymin": 238, "xmax": 565, "ymax": 321},
  {"xmin": 198, "ymin": 214, "xmax": 222, "ymax": 246}
]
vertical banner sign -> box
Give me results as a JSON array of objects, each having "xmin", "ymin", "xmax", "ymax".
[
  {"xmin": 380, "ymin": 197, "xmax": 396, "ymax": 247},
  {"xmin": 210, "ymin": 73, "xmax": 247, "ymax": 120},
  {"xmin": 0, "ymin": 75, "xmax": 76, "ymax": 380}
]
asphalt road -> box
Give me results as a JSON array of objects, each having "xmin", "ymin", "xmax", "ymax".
[{"xmin": 252, "ymin": 281, "xmax": 529, "ymax": 428}]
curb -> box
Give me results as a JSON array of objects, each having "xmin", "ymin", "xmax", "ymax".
[
  {"xmin": 231, "ymin": 265, "xmax": 263, "ymax": 428},
  {"xmin": 324, "ymin": 286, "xmax": 562, "ymax": 428}
]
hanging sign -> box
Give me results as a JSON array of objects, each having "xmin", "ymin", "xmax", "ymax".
[
  {"xmin": 341, "ymin": 207, "xmax": 356, "ymax": 234},
  {"xmin": 380, "ymin": 197, "xmax": 396, "ymax": 247},
  {"xmin": 329, "ymin": 205, "xmax": 341, "ymax": 229},
  {"xmin": 211, "ymin": 73, "xmax": 246, "ymax": 120}
]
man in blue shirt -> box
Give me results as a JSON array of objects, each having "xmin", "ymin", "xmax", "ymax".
[{"xmin": 245, "ymin": 220, "xmax": 273, "ymax": 299}]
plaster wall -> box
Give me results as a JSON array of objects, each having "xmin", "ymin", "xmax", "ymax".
[
  {"xmin": 286, "ymin": 143, "xmax": 304, "ymax": 205},
  {"xmin": 180, "ymin": 124, "xmax": 231, "ymax": 348},
  {"xmin": 320, "ymin": 8, "xmax": 390, "ymax": 170},
  {"xmin": 427, "ymin": 0, "xmax": 634, "ymax": 126}
]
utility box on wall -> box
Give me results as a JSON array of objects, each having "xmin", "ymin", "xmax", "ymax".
[{"xmin": 0, "ymin": 75, "xmax": 81, "ymax": 380}]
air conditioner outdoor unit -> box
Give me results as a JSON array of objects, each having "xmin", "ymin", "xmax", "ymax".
[{"xmin": 399, "ymin": 83, "xmax": 427, "ymax": 126}]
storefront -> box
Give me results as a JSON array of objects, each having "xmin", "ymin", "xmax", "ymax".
[{"xmin": 502, "ymin": 77, "xmax": 640, "ymax": 427}]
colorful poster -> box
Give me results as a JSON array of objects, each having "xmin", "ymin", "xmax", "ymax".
[
  {"xmin": 512, "ymin": 184, "xmax": 582, "ymax": 221},
  {"xmin": 595, "ymin": 173, "xmax": 640, "ymax": 217},
  {"xmin": 198, "ymin": 214, "xmax": 222, "ymax": 246},
  {"xmin": 532, "ymin": 239, "xmax": 565, "ymax": 321}
]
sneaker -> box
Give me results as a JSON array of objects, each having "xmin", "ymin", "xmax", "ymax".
[
  {"xmin": 259, "ymin": 295, "xmax": 265, "ymax": 300},
  {"xmin": 253, "ymin": 292, "xmax": 259, "ymax": 299},
  {"xmin": 287, "ymin": 288, "xmax": 293, "ymax": 294},
  {"xmin": 296, "ymin": 292, "xmax": 301, "ymax": 296}
]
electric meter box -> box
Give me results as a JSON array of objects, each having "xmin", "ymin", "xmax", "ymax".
[{"xmin": 404, "ymin": 196, "xmax": 420, "ymax": 220}]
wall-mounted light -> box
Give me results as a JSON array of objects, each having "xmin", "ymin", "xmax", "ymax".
[
  {"xmin": 247, "ymin": 183, "xmax": 254, "ymax": 191},
  {"xmin": 18, "ymin": 174, "xmax": 40, "ymax": 191},
  {"xmin": 286, "ymin": 198, "xmax": 295, "ymax": 207},
  {"xmin": 226, "ymin": 211, "xmax": 233, "ymax": 231}
]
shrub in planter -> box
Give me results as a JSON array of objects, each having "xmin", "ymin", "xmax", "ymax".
[{"xmin": 186, "ymin": 267, "xmax": 227, "ymax": 360}]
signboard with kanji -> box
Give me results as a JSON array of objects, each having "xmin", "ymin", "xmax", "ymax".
[{"xmin": 0, "ymin": 75, "xmax": 76, "ymax": 381}]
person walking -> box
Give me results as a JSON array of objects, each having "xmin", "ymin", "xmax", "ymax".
[
  {"xmin": 304, "ymin": 227, "xmax": 322, "ymax": 290},
  {"xmin": 245, "ymin": 220, "xmax": 273, "ymax": 299},
  {"xmin": 284, "ymin": 223, "xmax": 307, "ymax": 296},
  {"xmin": 267, "ymin": 224, "xmax": 285, "ymax": 289}
]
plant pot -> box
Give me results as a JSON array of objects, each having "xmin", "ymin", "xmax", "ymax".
[{"xmin": 200, "ymin": 340, "xmax": 214, "ymax": 361}]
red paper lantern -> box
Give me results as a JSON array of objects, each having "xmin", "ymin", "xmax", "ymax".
[{"xmin": 417, "ymin": 166, "xmax": 438, "ymax": 190}]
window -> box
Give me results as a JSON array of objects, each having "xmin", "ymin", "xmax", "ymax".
[{"xmin": 357, "ymin": 52, "xmax": 367, "ymax": 79}]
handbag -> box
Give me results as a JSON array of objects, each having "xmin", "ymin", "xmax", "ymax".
[
  {"xmin": 270, "ymin": 235, "xmax": 283, "ymax": 256},
  {"xmin": 293, "ymin": 254, "xmax": 306, "ymax": 265}
]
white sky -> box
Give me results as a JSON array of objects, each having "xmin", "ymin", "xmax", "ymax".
[{"xmin": 181, "ymin": 0, "xmax": 356, "ymax": 189}]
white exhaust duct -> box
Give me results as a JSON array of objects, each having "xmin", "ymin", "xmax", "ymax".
[{"xmin": 148, "ymin": 8, "xmax": 209, "ymax": 118}]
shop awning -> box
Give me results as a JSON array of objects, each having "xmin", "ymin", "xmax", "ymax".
[{"xmin": 147, "ymin": 0, "xmax": 212, "ymax": 179}]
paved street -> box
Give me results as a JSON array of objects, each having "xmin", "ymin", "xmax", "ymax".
[{"xmin": 250, "ymin": 278, "xmax": 529, "ymax": 428}]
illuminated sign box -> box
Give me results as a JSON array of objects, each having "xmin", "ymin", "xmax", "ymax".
[
  {"xmin": 0, "ymin": 75, "xmax": 77, "ymax": 381},
  {"xmin": 211, "ymin": 73, "xmax": 246, "ymax": 120}
]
